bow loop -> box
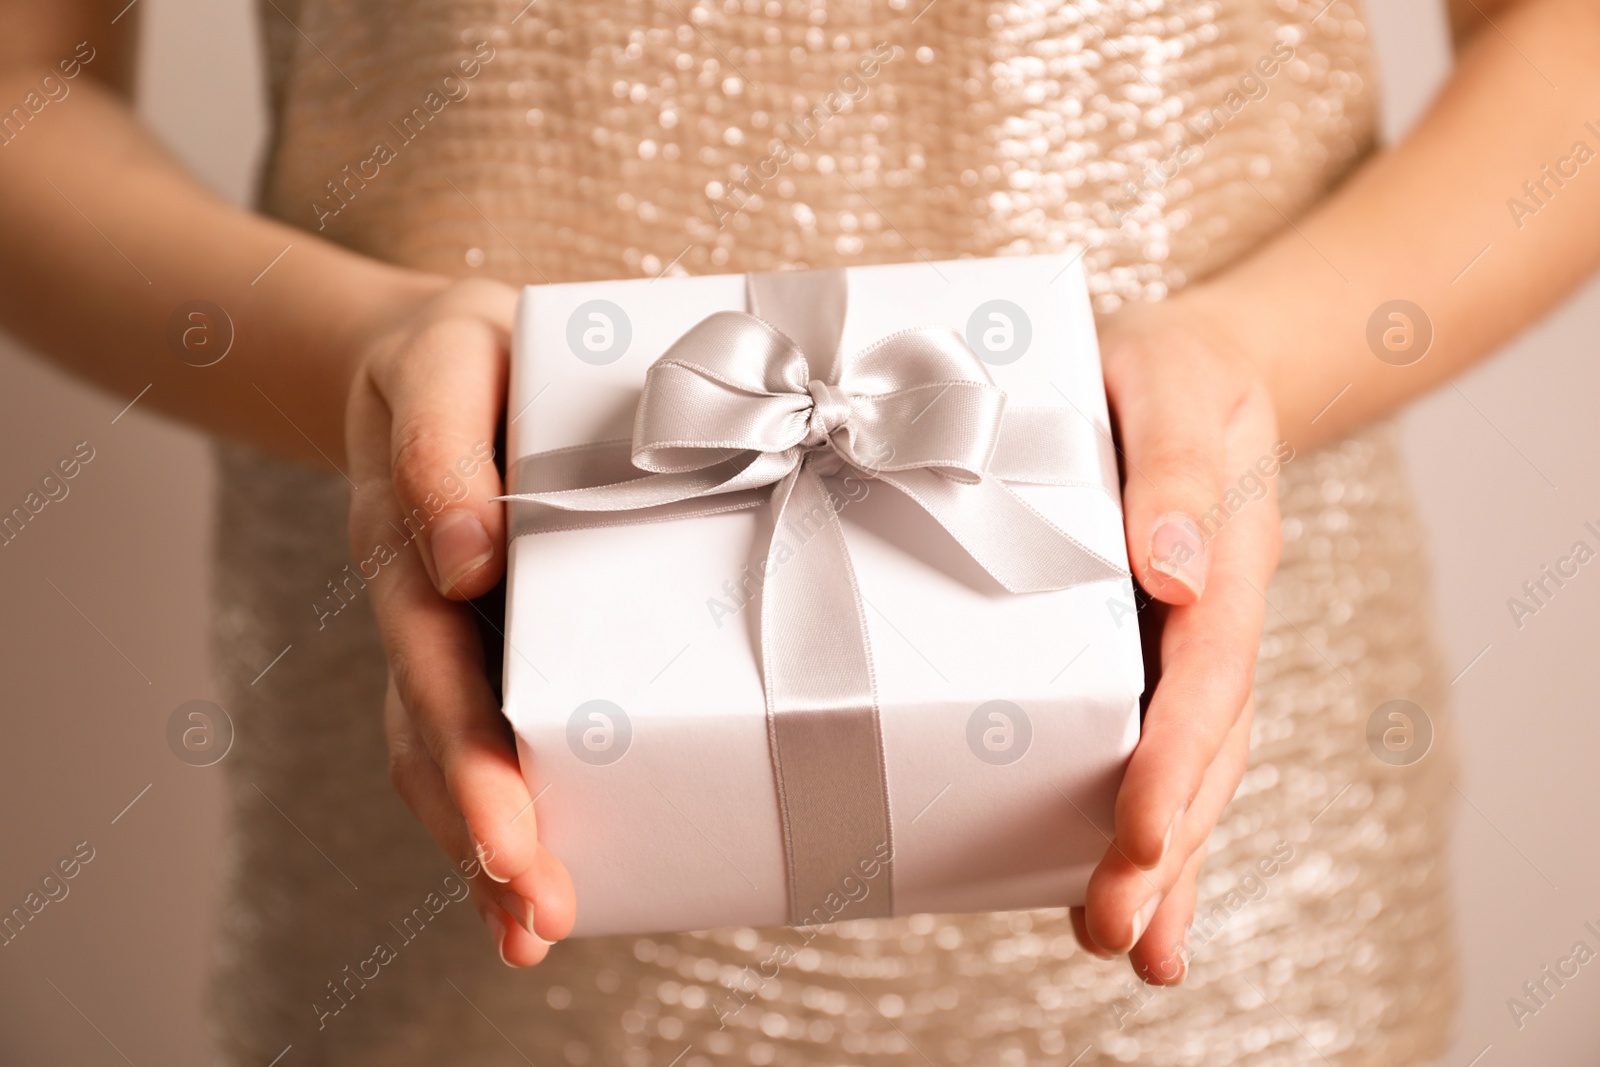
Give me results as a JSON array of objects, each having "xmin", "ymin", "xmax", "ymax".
[
  {"xmin": 844, "ymin": 326, "xmax": 996, "ymax": 395},
  {"xmin": 631, "ymin": 310, "xmax": 816, "ymax": 474}
]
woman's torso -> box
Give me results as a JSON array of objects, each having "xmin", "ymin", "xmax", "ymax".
[
  {"xmin": 211, "ymin": 3, "xmax": 1459, "ymax": 1064},
  {"xmin": 256, "ymin": 0, "xmax": 1376, "ymax": 297}
]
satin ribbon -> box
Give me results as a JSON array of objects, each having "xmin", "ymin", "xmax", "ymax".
[{"xmin": 503, "ymin": 268, "xmax": 1126, "ymax": 925}]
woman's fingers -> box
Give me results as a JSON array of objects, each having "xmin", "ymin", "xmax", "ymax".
[
  {"xmin": 1085, "ymin": 696, "xmax": 1254, "ymax": 958},
  {"xmin": 379, "ymin": 536, "xmax": 548, "ymax": 884},
  {"xmin": 1111, "ymin": 560, "xmax": 1260, "ymax": 869},
  {"xmin": 383, "ymin": 681, "xmax": 545, "ymax": 964},
  {"xmin": 1125, "ymin": 704, "xmax": 1253, "ymax": 986},
  {"xmin": 1070, "ymin": 906, "xmax": 1112, "ymax": 959},
  {"xmin": 1104, "ymin": 333, "xmax": 1237, "ymax": 605},
  {"xmin": 373, "ymin": 529, "xmax": 575, "ymax": 953},
  {"xmin": 363, "ymin": 280, "xmax": 514, "ymax": 602},
  {"xmin": 505, "ymin": 841, "xmax": 577, "ymax": 945},
  {"xmin": 372, "ymin": 505, "xmax": 575, "ymax": 949},
  {"xmin": 1130, "ymin": 844, "xmax": 1208, "ymax": 986}
]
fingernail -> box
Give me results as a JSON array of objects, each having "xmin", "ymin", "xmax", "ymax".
[
  {"xmin": 1173, "ymin": 927, "xmax": 1191, "ymax": 985},
  {"xmin": 1150, "ymin": 925, "xmax": 1191, "ymax": 986},
  {"xmin": 477, "ymin": 841, "xmax": 509, "ymax": 884},
  {"xmin": 431, "ymin": 510, "xmax": 493, "ymax": 593},
  {"xmin": 484, "ymin": 909, "xmax": 514, "ymax": 967},
  {"xmin": 501, "ymin": 893, "xmax": 537, "ymax": 937},
  {"xmin": 1128, "ymin": 894, "xmax": 1160, "ymax": 950},
  {"xmin": 1147, "ymin": 513, "xmax": 1207, "ymax": 598}
]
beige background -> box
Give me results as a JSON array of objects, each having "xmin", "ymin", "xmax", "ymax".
[{"xmin": 0, "ymin": 0, "xmax": 1595, "ymax": 1062}]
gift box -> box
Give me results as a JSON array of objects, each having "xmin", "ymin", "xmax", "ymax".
[{"xmin": 501, "ymin": 253, "xmax": 1143, "ymax": 938}]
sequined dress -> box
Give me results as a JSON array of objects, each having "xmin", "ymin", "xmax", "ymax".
[{"xmin": 212, "ymin": 1, "xmax": 1459, "ymax": 1062}]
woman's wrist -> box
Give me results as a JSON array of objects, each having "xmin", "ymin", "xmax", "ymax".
[
  {"xmin": 1111, "ymin": 278, "xmax": 1315, "ymax": 451},
  {"xmin": 1102, "ymin": 284, "xmax": 1272, "ymax": 391}
]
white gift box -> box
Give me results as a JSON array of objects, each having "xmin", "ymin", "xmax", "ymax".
[{"xmin": 503, "ymin": 253, "xmax": 1143, "ymax": 938}]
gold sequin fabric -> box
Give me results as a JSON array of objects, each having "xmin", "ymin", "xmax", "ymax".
[{"xmin": 211, "ymin": 1, "xmax": 1458, "ymax": 1062}]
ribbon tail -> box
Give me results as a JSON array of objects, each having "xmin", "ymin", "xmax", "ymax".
[
  {"xmin": 501, "ymin": 444, "xmax": 791, "ymax": 538},
  {"xmin": 875, "ymin": 468, "xmax": 1128, "ymax": 593},
  {"xmin": 503, "ymin": 487, "xmax": 771, "ymax": 538},
  {"xmin": 762, "ymin": 461, "xmax": 895, "ymax": 925}
]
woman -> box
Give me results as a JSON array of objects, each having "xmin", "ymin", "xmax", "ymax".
[{"xmin": 2, "ymin": 0, "xmax": 1596, "ymax": 1062}]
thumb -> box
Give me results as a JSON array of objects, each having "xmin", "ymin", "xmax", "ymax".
[
  {"xmin": 1105, "ymin": 338, "xmax": 1231, "ymax": 605},
  {"xmin": 365, "ymin": 289, "xmax": 513, "ymax": 601}
]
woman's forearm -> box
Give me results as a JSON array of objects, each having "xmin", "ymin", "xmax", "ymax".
[
  {"xmin": 0, "ymin": 64, "xmax": 442, "ymax": 467},
  {"xmin": 9, "ymin": 1, "xmax": 1595, "ymax": 466},
  {"xmin": 1180, "ymin": 0, "xmax": 1600, "ymax": 449}
]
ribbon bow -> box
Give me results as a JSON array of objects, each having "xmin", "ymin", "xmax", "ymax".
[{"xmin": 504, "ymin": 268, "xmax": 1125, "ymax": 925}]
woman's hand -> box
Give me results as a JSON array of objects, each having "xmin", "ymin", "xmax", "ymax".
[
  {"xmin": 1071, "ymin": 294, "xmax": 1284, "ymax": 984},
  {"xmin": 345, "ymin": 276, "xmax": 575, "ymax": 966}
]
